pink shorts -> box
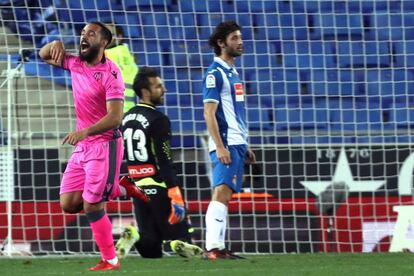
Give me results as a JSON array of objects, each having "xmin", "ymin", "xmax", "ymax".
[{"xmin": 60, "ymin": 137, "xmax": 124, "ymax": 203}]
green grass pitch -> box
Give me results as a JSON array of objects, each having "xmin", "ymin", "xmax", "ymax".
[{"xmin": 1, "ymin": 253, "xmax": 413, "ymax": 275}]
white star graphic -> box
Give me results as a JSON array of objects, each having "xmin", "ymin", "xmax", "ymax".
[{"xmin": 300, "ymin": 148, "xmax": 385, "ymax": 196}]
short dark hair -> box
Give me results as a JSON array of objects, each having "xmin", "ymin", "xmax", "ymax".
[
  {"xmin": 104, "ymin": 22, "xmax": 124, "ymax": 38},
  {"xmin": 208, "ymin": 21, "xmax": 241, "ymax": 56},
  {"xmin": 133, "ymin": 67, "xmax": 159, "ymax": 98},
  {"xmin": 89, "ymin": 21, "xmax": 112, "ymax": 48},
  {"xmin": 113, "ymin": 25, "xmax": 124, "ymax": 37}
]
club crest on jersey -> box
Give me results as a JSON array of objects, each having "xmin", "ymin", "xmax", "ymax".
[
  {"xmin": 206, "ymin": 74, "xmax": 216, "ymax": 88},
  {"xmin": 234, "ymin": 83, "xmax": 244, "ymax": 102},
  {"xmin": 93, "ymin": 72, "xmax": 102, "ymax": 81}
]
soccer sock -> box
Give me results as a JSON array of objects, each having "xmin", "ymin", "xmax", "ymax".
[
  {"xmin": 205, "ymin": 201, "xmax": 227, "ymax": 251},
  {"xmin": 106, "ymin": 256, "xmax": 119, "ymax": 265},
  {"xmin": 219, "ymin": 210, "xmax": 228, "ymax": 249},
  {"xmin": 86, "ymin": 209, "xmax": 117, "ymax": 262}
]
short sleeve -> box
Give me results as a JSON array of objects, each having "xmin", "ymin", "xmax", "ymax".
[
  {"xmin": 62, "ymin": 54, "xmax": 78, "ymax": 71},
  {"xmin": 105, "ymin": 63, "xmax": 125, "ymax": 101},
  {"xmin": 202, "ymin": 69, "xmax": 223, "ymax": 104}
]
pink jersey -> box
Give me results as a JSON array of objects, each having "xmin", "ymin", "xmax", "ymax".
[{"xmin": 63, "ymin": 54, "xmax": 125, "ymax": 143}]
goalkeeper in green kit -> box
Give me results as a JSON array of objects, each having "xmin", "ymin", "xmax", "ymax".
[{"xmin": 116, "ymin": 67, "xmax": 203, "ymax": 258}]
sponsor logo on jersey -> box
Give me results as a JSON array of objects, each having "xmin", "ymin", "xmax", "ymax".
[
  {"xmin": 128, "ymin": 164, "xmax": 156, "ymax": 178},
  {"xmin": 234, "ymin": 83, "xmax": 244, "ymax": 102},
  {"xmin": 206, "ymin": 74, "xmax": 216, "ymax": 88}
]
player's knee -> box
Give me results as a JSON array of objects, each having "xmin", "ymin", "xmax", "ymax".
[
  {"xmin": 212, "ymin": 185, "xmax": 233, "ymax": 205},
  {"xmin": 60, "ymin": 201, "xmax": 83, "ymax": 214},
  {"xmin": 60, "ymin": 192, "xmax": 83, "ymax": 213}
]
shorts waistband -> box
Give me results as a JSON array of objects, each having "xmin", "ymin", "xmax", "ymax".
[{"xmin": 76, "ymin": 136, "xmax": 121, "ymax": 149}]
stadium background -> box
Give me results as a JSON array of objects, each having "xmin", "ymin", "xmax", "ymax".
[{"xmin": 1, "ymin": 0, "xmax": 414, "ymax": 255}]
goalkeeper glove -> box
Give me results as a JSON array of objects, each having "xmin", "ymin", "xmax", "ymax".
[{"xmin": 168, "ymin": 186, "xmax": 185, "ymax": 225}]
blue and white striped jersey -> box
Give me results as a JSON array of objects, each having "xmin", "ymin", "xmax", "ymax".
[{"xmin": 202, "ymin": 57, "xmax": 248, "ymax": 152}]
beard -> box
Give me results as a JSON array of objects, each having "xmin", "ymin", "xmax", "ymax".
[
  {"xmin": 79, "ymin": 44, "xmax": 100, "ymax": 63},
  {"xmin": 228, "ymin": 47, "xmax": 243, "ymax": 57},
  {"xmin": 224, "ymin": 42, "xmax": 243, "ymax": 57},
  {"xmin": 150, "ymin": 94, "xmax": 164, "ymax": 106}
]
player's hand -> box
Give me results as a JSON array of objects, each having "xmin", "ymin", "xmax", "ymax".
[
  {"xmin": 216, "ymin": 146, "xmax": 231, "ymax": 165},
  {"xmin": 50, "ymin": 40, "xmax": 65, "ymax": 64},
  {"xmin": 62, "ymin": 129, "xmax": 88, "ymax": 146},
  {"xmin": 167, "ymin": 186, "xmax": 185, "ymax": 225},
  {"xmin": 246, "ymin": 148, "xmax": 256, "ymax": 164}
]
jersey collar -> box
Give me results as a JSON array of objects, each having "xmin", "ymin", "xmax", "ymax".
[
  {"xmin": 214, "ymin": 56, "xmax": 233, "ymax": 70},
  {"xmin": 137, "ymin": 102, "xmax": 156, "ymax": 110}
]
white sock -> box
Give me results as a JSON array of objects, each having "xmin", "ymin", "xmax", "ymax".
[
  {"xmin": 220, "ymin": 211, "xmax": 227, "ymax": 248},
  {"xmin": 119, "ymin": 186, "xmax": 126, "ymax": 196},
  {"xmin": 205, "ymin": 201, "xmax": 227, "ymax": 251},
  {"xmin": 106, "ymin": 256, "xmax": 118, "ymax": 265}
]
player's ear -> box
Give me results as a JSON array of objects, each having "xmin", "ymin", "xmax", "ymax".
[
  {"xmin": 101, "ymin": 39, "xmax": 108, "ymax": 48},
  {"xmin": 141, "ymin": 88, "xmax": 150, "ymax": 97}
]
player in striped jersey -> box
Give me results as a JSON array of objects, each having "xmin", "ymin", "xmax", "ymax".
[{"xmin": 202, "ymin": 21, "xmax": 256, "ymax": 260}]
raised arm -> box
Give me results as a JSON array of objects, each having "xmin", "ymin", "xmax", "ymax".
[{"xmin": 39, "ymin": 40, "xmax": 66, "ymax": 67}]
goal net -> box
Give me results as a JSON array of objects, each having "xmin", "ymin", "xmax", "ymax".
[{"xmin": 1, "ymin": 0, "xmax": 414, "ymax": 255}]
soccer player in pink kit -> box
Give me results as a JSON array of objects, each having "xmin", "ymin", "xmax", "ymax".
[{"xmin": 39, "ymin": 21, "xmax": 148, "ymax": 271}]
